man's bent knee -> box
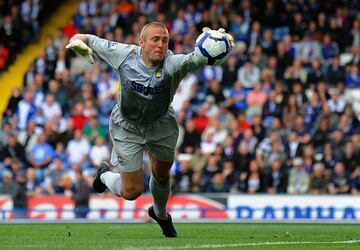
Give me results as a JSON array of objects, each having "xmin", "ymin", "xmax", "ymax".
[
  {"xmin": 121, "ymin": 187, "xmax": 143, "ymax": 200},
  {"xmin": 150, "ymin": 156, "xmax": 173, "ymax": 185}
]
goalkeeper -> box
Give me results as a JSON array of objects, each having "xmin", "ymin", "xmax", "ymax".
[{"xmin": 66, "ymin": 22, "xmax": 234, "ymax": 237}]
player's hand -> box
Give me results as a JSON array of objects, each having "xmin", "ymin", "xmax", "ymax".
[
  {"xmin": 65, "ymin": 39, "xmax": 94, "ymax": 64},
  {"xmin": 217, "ymin": 28, "xmax": 235, "ymax": 49},
  {"xmin": 201, "ymin": 27, "xmax": 235, "ymax": 50}
]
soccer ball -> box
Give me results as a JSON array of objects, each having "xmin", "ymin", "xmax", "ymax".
[{"xmin": 195, "ymin": 29, "xmax": 231, "ymax": 66}]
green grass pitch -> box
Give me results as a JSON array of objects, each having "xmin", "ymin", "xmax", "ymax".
[{"xmin": 0, "ymin": 223, "xmax": 359, "ymax": 249}]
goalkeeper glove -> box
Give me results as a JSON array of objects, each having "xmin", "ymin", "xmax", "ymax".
[
  {"xmin": 218, "ymin": 28, "xmax": 235, "ymax": 49},
  {"xmin": 202, "ymin": 27, "xmax": 235, "ymax": 49},
  {"xmin": 66, "ymin": 39, "xmax": 94, "ymax": 64}
]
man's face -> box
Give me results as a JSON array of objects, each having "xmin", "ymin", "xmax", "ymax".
[{"xmin": 139, "ymin": 25, "xmax": 169, "ymax": 66}]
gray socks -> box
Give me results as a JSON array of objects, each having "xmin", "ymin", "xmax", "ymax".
[
  {"xmin": 100, "ymin": 171, "xmax": 170, "ymax": 220},
  {"xmin": 149, "ymin": 176, "xmax": 170, "ymax": 220},
  {"xmin": 100, "ymin": 171, "xmax": 122, "ymax": 197}
]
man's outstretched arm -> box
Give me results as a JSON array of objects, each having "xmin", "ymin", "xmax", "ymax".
[
  {"xmin": 66, "ymin": 34, "xmax": 94, "ymax": 64},
  {"xmin": 66, "ymin": 34, "xmax": 136, "ymax": 70}
]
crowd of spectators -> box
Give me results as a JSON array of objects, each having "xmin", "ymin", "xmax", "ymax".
[
  {"xmin": 0, "ymin": 0, "xmax": 63, "ymax": 73},
  {"xmin": 0, "ymin": 0, "xmax": 360, "ymax": 199}
]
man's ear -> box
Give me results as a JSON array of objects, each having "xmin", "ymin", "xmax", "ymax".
[{"xmin": 139, "ymin": 38, "xmax": 145, "ymax": 48}]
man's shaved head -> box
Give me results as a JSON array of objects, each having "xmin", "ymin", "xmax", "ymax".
[{"xmin": 139, "ymin": 22, "xmax": 168, "ymax": 40}]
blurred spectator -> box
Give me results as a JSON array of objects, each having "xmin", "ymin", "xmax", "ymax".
[
  {"xmin": 201, "ymin": 154, "xmax": 221, "ymax": 192},
  {"xmin": 287, "ymin": 157, "xmax": 310, "ymax": 195},
  {"xmin": 327, "ymin": 89, "xmax": 346, "ymax": 114},
  {"xmin": 57, "ymin": 173, "xmax": 74, "ymax": 195},
  {"xmin": 282, "ymin": 94, "xmax": 301, "ymax": 129},
  {"xmin": 0, "ymin": 42, "xmax": 10, "ymax": 71},
  {"xmin": 89, "ymin": 136, "xmax": 110, "ymax": 168},
  {"xmin": 0, "ymin": 133, "xmax": 26, "ymax": 165},
  {"xmin": 205, "ymin": 173, "xmax": 230, "ymax": 193},
  {"xmin": 66, "ymin": 129, "xmax": 90, "ymax": 170},
  {"xmin": 320, "ymin": 143, "xmax": 336, "ymax": 176},
  {"xmin": 70, "ymin": 102, "xmax": 88, "ymax": 130},
  {"xmin": 25, "ymin": 167, "xmax": 42, "ymax": 196},
  {"xmin": 15, "ymin": 90, "xmax": 37, "ymax": 131},
  {"xmin": 351, "ymin": 166, "xmax": 360, "ymax": 195},
  {"xmin": 200, "ymin": 130, "xmax": 216, "ymax": 155},
  {"xmin": 2, "ymin": 87, "xmax": 22, "ymax": 123},
  {"xmin": 232, "ymin": 141, "xmax": 252, "ymax": 175},
  {"xmin": 256, "ymin": 130, "xmax": 284, "ymax": 168},
  {"xmin": 345, "ymin": 64, "xmax": 360, "ymax": 88},
  {"xmin": 328, "ymin": 162, "xmax": 350, "ymax": 194},
  {"xmin": 189, "ymin": 146, "xmax": 208, "ymax": 173},
  {"xmin": 310, "ymin": 162, "xmax": 328, "ymax": 195},
  {"xmin": 222, "ymin": 160, "xmax": 236, "ymax": 190},
  {"xmin": 28, "ymin": 134, "xmax": 54, "ymax": 181},
  {"xmin": 295, "ymin": 31, "xmax": 321, "ymax": 65},
  {"xmin": 262, "ymin": 91, "xmax": 282, "ymax": 128},
  {"xmin": 72, "ymin": 169, "xmax": 91, "ymax": 218},
  {"xmin": 307, "ymin": 58, "xmax": 325, "ymax": 86},
  {"xmin": 83, "ymin": 115, "xmax": 106, "ymax": 145},
  {"xmin": 21, "ymin": 0, "xmax": 40, "ymax": 42},
  {"xmin": 221, "ymin": 55, "xmax": 239, "ymax": 88},
  {"xmin": 12, "ymin": 171, "xmax": 28, "ymax": 219},
  {"xmin": 0, "ymin": 171, "xmax": 14, "ymax": 194},
  {"xmin": 263, "ymin": 158, "xmax": 288, "ymax": 194},
  {"xmin": 237, "ymin": 60, "xmax": 260, "ymax": 89},
  {"xmin": 340, "ymin": 141, "xmax": 359, "ymax": 175},
  {"xmin": 206, "ymin": 80, "xmax": 225, "ymax": 107},
  {"xmin": 17, "ymin": 120, "xmax": 40, "ymax": 154},
  {"xmin": 41, "ymin": 94, "xmax": 62, "ymax": 120},
  {"xmin": 193, "ymin": 105, "xmax": 209, "ymax": 134},
  {"xmin": 284, "ymin": 130, "xmax": 303, "ymax": 159},
  {"xmin": 311, "ymin": 118, "xmax": 331, "ymax": 152},
  {"xmin": 173, "ymin": 154, "xmax": 193, "ymax": 193},
  {"xmin": 228, "ymin": 81, "xmax": 248, "ymax": 112},
  {"xmin": 321, "ymin": 33, "xmax": 339, "ymax": 64},
  {"xmin": 180, "ymin": 119, "xmax": 201, "ymax": 154},
  {"xmin": 246, "ymin": 83, "xmax": 267, "ymax": 121},
  {"xmin": 239, "ymin": 159, "xmax": 264, "ymax": 194},
  {"xmin": 326, "ymin": 57, "xmax": 345, "ymax": 86},
  {"xmin": 45, "ymin": 158, "xmax": 67, "ymax": 195}
]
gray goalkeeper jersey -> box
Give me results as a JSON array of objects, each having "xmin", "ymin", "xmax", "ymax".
[{"xmin": 88, "ymin": 35, "xmax": 203, "ymax": 125}]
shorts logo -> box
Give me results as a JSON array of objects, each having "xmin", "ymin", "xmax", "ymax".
[{"xmin": 118, "ymin": 155, "xmax": 125, "ymax": 166}]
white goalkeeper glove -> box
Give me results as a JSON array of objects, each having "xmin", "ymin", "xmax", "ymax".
[
  {"xmin": 202, "ymin": 27, "xmax": 235, "ymax": 49},
  {"xmin": 65, "ymin": 39, "xmax": 94, "ymax": 64}
]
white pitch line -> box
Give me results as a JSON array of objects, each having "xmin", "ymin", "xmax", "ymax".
[
  {"xmin": 3, "ymin": 240, "xmax": 360, "ymax": 250},
  {"xmin": 121, "ymin": 239, "xmax": 360, "ymax": 250}
]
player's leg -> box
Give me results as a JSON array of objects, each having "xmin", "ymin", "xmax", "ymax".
[
  {"xmin": 148, "ymin": 154, "xmax": 177, "ymax": 237},
  {"xmin": 95, "ymin": 164, "xmax": 144, "ymax": 200},
  {"xmin": 93, "ymin": 116, "xmax": 145, "ymax": 200},
  {"xmin": 149, "ymin": 154, "xmax": 173, "ymax": 219},
  {"xmin": 146, "ymin": 112, "xmax": 179, "ymax": 237}
]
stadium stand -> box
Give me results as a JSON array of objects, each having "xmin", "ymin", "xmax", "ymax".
[
  {"xmin": 0, "ymin": 0, "xmax": 65, "ymax": 73},
  {"xmin": 0, "ymin": 0, "xmax": 359, "ymax": 199}
]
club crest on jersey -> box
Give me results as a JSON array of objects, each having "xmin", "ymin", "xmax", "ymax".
[
  {"xmin": 155, "ymin": 71, "xmax": 161, "ymax": 78},
  {"xmin": 107, "ymin": 41, "xmax": 117, "ymax": 50}
]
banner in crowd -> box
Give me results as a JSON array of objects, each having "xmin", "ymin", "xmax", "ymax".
[
  {"xmin": 0, "ymin": 194, "xmax": 227, "ymax": 220},
  {"xmin": 0, "ymin": 194, "xmax": 359, "ymax": 221},
  {"xmin": 227, "ymin": 195, "xmax": 360, "ymax": 220}
]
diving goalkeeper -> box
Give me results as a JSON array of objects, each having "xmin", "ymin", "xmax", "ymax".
[{"xmin": 66, "ymin": 22, "xmax": 234, "ymax": 237}]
